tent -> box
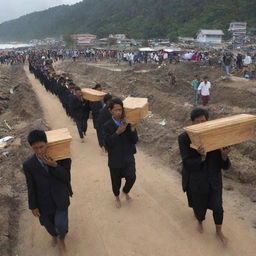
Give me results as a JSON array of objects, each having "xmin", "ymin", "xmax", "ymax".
[
  {"xmin": 164, "ymin": 48, "xmax": 183, "ymax": 53},
  {"xmin": 139, "ymin": 47, "xmax": 155, "ymax": 52}
]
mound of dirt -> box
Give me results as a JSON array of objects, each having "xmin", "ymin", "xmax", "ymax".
[{"xmin": 0, "ymin": 65, "xmax": 48, "ymax": 256}]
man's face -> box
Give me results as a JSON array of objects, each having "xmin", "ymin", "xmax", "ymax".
[
  {"xmin": 192, "ymin": 115, "xmax": 207, "ymax": 125},
  {"xmin": 111, "ymin": 104, "xmax": 123, "ymax": 120},
  {"xmin": 31, "ymin": 142, "xmax": 48, "ymax": 156},
  {"xmin": 75, "ymin": 90, "xmax": 83, "ymax": 98}
]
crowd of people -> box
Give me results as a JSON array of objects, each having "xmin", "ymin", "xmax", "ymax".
[{"xmin": 1, "ymin": 47, "xmax": 256, "ymax": 79}]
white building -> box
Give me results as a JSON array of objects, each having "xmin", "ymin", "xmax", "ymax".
[
  {"xmin": 71, "ymin": 34, "xmax": 97, "ymax": 46},
  {"xmin": 109, "ymin": 34, "xmax": 127, "ymax": 40},
  {"xmin": 228, "ymin": 22, "xmax": 247, "ymax": 41},
  {"xmin": 197, "ymin": 29, "xmax": 224, "ymax": 44}
]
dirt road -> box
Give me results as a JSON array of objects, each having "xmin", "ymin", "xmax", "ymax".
[{"xmin": 17, "ymin": 66, "xmax": 256, "ymax": 256}]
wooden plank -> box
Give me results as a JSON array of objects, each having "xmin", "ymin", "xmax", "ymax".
[
  {"xmin": 184, "ymin": 114, "xmax": 256, "ymax": 152},
  {"xmin": 123, "ymin": 97, "xmax": 149, "ymax": 124},
  {"xmin": 82, "ymin": 88, "xmax": 107, "ymax": 102},
  {"xmin": 45, "ymin": 128, "xmax": 72, "ymax": 160}
]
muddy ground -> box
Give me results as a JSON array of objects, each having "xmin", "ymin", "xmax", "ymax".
[
  {"xmin": 0, "ymin": 64, "xmax": 47, "ymax": 256},
  {"xmin": 56, "ymin": 59, "xmax": 256, "ymax": 223}
]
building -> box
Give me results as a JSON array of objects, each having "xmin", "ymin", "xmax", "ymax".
[
  {"xmin": 71, "ymin": 34, "xmax": 97, "ymax": 46},
  {"xmin": 197, "ymin": 29, "xmax": 224, "ymax": 44},
  {"xmin": 228, "ymin": 22, "xmax": 247, "ymax": 41},
  {"xmin": 109, "ymin": 34, "xmax": 127, "ymax": 40}
]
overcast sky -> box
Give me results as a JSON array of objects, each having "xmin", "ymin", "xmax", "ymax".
[{"xmin": 0, "ymin": 0, "xmax": 82, "ymax": 24}]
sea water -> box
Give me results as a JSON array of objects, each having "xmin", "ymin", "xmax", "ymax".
[{"xmin": 0, "ymin": 43, "xmax": 33, "ymax": 50}]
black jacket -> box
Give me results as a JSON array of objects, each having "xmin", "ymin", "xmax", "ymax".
[
  {"xmin": 178, "ymin": 132, "xmax": 231, "ymax": 194},
  {"xmin": 103, "ymin": 119, "xmax": 138, "ymax": 168},
  {"xmin": 97, "ymin": 105, "xmax": 112, "ymax": 128},
  {"xmin": 69, "ymin": 95, "xmax": 90, "ymax": 121},
  {"xmin": 23, "ymin": 155, "xmax": 72, "ymax": 215},
  {"xmin": 89, "ymin": 101, "xmax": 103, "ymax": 128}
]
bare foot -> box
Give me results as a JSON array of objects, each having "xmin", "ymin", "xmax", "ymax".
[
  {"xmin": 101, "ymin": 147, "xmax": 107, "ymax": 155},
  {"xmin": 58, "ymin": 239, "xmax": 68, "ymax": 256},
  {"xmin": 51, "ymin": 236, "xmax": 58, "ymax": 247},
  {"xmin": 197, "ymin": 222, "xmax": 204, "ymax": 234},
  {"xmin": 115, "ymin": 197, "xmax": 121, "ymax": 208},
  {"xmin": 216, "ymin": 231, "xmax": 228, "ymax": 247},
  {"xmin": 124, "ymin": 193, "xmax": 132, "ymax": 201},
  {"xmin": 81, "ymin": 138, "xmax": 85, "ymax": 143}
]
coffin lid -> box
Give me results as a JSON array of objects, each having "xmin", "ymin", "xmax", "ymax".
[
  {"xmin": 46, "ymin": 128, "xmax": 72, "ymax": 145},
  {"xmin": 82, "ymin": 88, "xmax": 107, "ymax": 97},
  {"xmin": 184, "ymin": 114, "xmax": 256, "ymax": 133},
  {"xmin": 123, "ymin": 97, "xmax": 148, "ymax": 109}
]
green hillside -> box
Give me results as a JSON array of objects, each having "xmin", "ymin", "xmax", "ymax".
[{"xmin": 0, "ymin": 0, "xmax": 255, "ymax": 41}]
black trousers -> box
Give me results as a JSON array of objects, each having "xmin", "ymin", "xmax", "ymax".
[
  {"xmin": 109, "ymin": 161, "xmax": 136, "ymax": 197},
  {"xmin": 39, "ymin": 209, "xmax": 68, "ymax": 239},
  {"xmin": 187, "ymin": 186, "xmax": 224, "ymax": 225},
  {"xmin": 75, "ymin": 119, "xmax": 88, "ymax": 139},
  {"xmin": 96, "ymin": 127, "xmax": 104, "ymax": 147}
]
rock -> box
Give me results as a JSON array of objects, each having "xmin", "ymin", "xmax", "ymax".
[
  {"xmin": 249, "ymin": 192, "xmax": 256, "ymax": 203},
  {"xmin": 224, "ymin": 184, "xmax": 234, "ymax": 191}
]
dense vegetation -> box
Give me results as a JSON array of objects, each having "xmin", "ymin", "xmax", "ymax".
[{"xmin": 0, "ymin": 0, "xmax": 255, "ymax": 42}]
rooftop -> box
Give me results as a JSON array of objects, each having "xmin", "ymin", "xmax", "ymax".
[{"xmin": 198, "ymin": 29, "xmax": 224, "ymax": 35}]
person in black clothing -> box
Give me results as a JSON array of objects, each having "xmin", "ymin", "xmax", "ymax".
[
  {"xmin": 96, "ymin": 93, "xmax": 113, "ymax": 150},
  {"xmin": 23, "ymin": 130, "xmax": 72, "ymax": 255},
  {"xmin": 103, "ymin": 98, "xmax": 138, "ymax": 208},
  {"xmin": 89, "ymin": 84, "xmax": 104, "ymax": 147},
  {"xmin": 178, "ymin": 108, "xmax": 231, "ymax": 245},
  {"xmin": 69, "ymin": 87, "xmax": 90, "ymax": 143}
]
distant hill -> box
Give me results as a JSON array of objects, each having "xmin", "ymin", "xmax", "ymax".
[{"xmin": 0, "ymin": 0, "xmax": 255, "ymax": 42}]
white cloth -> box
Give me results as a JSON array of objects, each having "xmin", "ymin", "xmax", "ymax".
[
  {"xmin": 198, "ymin": 81, "xmax": 211, "ymax": 96},
  {"xmin": 244, "ymin": 56, "xmax": 252, "ymax": 65}
]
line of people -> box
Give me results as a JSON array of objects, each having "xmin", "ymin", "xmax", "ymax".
[{"xmin": 23, "ymin": 52, "xmax": 232, "ymax": 255}]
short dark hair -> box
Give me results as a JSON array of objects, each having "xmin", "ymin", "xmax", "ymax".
[
  {"xmin": 28, "ymin": 130, "xmax": 47, "ymax": 146},
  {"xmin": 103, "ymin": 93, "xmax": 112, "ymax": 104},
  {"xmin": 203, "ymin": 76, "xmax": 208, "ymax": 80},
  {"xmin": 190, "ymin": 108, "xmax": 209, "ymax": 121},
  {"xmin": 93, "ymin": 84, "xmax": 102, "ymax": 90},
  {"xmin": 109, "ymin": 98, "xmax": 123, "ymax": 110},
  {"xmin": 74, "ymin": 86, "xmax": 81, "ymax": 91}
]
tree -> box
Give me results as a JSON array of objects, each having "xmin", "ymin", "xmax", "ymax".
[{"xmin": 63, "ymin": 34, "xmax": 74, "ymax": 47}]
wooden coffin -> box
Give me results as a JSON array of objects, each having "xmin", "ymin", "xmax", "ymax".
[
  {"xmin": 184, "ymin": 114, "xmax": 256, "ymax": 152},
  {"xmin": 46, "ymin": 128, "xmax": 72, "ymax": 161},
  {"xmin": 82, "ymin": 88, "xmax": 107, "ymax": 102},
  {"xmin": 123, "ymin": 97, "xmax": 149, "ymax": 124}
]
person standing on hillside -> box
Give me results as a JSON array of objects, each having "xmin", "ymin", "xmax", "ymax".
[
  {"xmin": 192, "ymin": 75, "xmax": 200, "ymax": 104},
  {"xmin": 23, "ymin": 130, "xmax": 73, "ymax": 255},
  {"xmin": 223, "ymin": 53, "xmax": 232, "ymax": 75},
  {"xmin": 103, "ymin": 98, "xmax": 138, "ymax": 208},
  {"xmin": 197, "ymin": 76, "xmax": 211, "ymax": 106},
  {"xmin": 178, "ymin": 108, "xmax": 231, "ymax": 246}
]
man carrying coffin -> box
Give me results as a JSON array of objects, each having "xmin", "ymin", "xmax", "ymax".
[
  {"xmin": 69, "ymin": 86, "xmax": 90, "ymax": 143},
  {"xmin": 23, "ymin": 130, "xmax": 72, "ymax": 255},
  {"xmin": 178, "ymin": 108, "xmax": 231, "ymax": 245},
  {"xmin": 103, "ymin": 98, "xmax": 138, "ymax": 208}
]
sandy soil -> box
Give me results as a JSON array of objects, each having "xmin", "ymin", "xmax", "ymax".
[{"xmin": 14, "ymin": 65, "xmax": 256, "ymax": 256}]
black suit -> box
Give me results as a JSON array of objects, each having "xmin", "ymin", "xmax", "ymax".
[
  {"xmin": 23, "ymin": 155, "xmax": 72, "ymax": 214},
  {"xmin": 178, "ymin": 132, "xmax": 231, "ymax": 224},
  {"xmin": 97, "ymin": 105, "xmax": 112, "ymax": 147},
  {"xmin": 103, "ymin": 119, "xmax": 138, "ymax": 196},
  {"xmin": 23, "ymin": 155, "xmax": 72, "ymax": 238}
]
